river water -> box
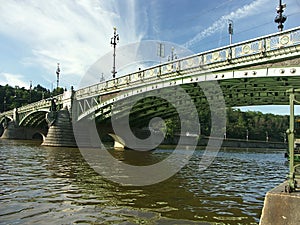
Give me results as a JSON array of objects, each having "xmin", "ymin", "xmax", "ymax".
[{"xmin": 0, "ymin": 139, "xmax": 288, "ymax": 225}]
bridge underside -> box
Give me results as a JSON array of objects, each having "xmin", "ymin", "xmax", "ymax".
[
  {"xmin": 221, "ymin": 76, "xmax": 297, "ymax": 106},
  {"xmin": 19, "ymin": 111, "xmax": 48, "ymax": 128},
  {"xmin": 91, "ymin": 75, "xmax": 300, "ymax": 130}
]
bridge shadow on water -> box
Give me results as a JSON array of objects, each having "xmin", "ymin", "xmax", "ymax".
[{"xmin": 0, "ymin": 139, "xmax": 288, "ymax": 224}]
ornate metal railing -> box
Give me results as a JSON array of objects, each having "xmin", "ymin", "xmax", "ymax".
[
  {"xmin": 1, "ymin": 27, "xmax": 300, "ymax": 120},
  {"xmin": 76, "ymin": 26, "xmax": 300, "ymax": 100},
  {"xmin": 17, "ymin": 94, "xmax": 64, "ymax": 114},
  {"xmin": 0, "ymin": 94, "xmax": 64, "ymax": 120}
]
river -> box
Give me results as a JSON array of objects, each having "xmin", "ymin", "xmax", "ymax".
[{"xmin": 0, "ymin": 139, "xmax": 288, "ymax": 225}]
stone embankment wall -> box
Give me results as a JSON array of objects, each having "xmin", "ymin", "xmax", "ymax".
[{"xmin": 162, "ymin": 135, "xmax": 287, "ymax": 149}]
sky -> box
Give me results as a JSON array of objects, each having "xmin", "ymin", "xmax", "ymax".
[{"xmin": 0, "ymin": 0, "xmax": 300, "ymax": 114}]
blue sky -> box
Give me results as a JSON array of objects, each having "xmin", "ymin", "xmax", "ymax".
[{"xmin": 0, "ymin": 0, "xmax": 300, "ymax": 114}]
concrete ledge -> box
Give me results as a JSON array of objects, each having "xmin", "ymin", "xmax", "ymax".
[{"xmin": 260, "ymin": 180, "xmax": 300, "ymax": 225}]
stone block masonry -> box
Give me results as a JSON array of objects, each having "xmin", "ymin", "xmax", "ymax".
[
  {"xmin": 260, "ymin": 180, "xmax": 300, "ymax": 225},
  {"xmin": 42, "ymin": 109, "xmax": 77, "ymax": 147}
]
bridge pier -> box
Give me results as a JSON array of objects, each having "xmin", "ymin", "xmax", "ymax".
[
  {"xmin": 259, "ymin": 180, "xmax": 300, "ymax": 225},
  {"xmin": 1, "ymin": 120, "xmax": 46, "ymax": 140},
  {"xmin": 108, "ymin": 133, "xmax": 126, "ymax": 150},
  {"xmin": 42, "ymin": 108, "xmax": 77, "ymax": 147},
  {"xmin": 0, "ymin": 123, "xmax": 4, "ymax": 137},
  {"xmin": 1, "ymin": 121, "xmax": 25, "ymax": 139},
  {"xmin": 105, "ymin": 127, "xmax": 164, "ymax": 151}
]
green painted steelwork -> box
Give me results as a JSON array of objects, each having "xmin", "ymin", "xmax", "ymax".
[
  {"xmin": 286, "ymin": 88, "xmax": 300, "ymax": 193},
  {"xmin": 1, "ymin": 27, "xmax": 300, "ymax": 130},
  {"xmin": 74, "ymin": 26, "xmax": 300, "ymax": 124}
]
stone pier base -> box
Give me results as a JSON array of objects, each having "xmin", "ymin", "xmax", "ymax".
[
  {"xmin": 42, "ymin": 109, "xmax": 77, "ymax": 147},
  {"xmin": 259, "ymin": 180, "xmax": 300, "ymax": 225},
  {"xmin": 1, "ymin": 122, "xmax": 46, "ymax": 140}
]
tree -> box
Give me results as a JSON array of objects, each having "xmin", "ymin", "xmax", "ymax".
[{"xmin": 0, "ymin": 84, "xmax": 54, "ymax": 112}]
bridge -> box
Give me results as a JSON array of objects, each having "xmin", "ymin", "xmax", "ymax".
[{"xmin": 1, "ymin": 26, "xmax": 300, "ymax": 148}]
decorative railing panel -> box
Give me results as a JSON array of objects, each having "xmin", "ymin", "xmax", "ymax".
[{"xmin": 75, "ymin": 26, "xmax": 300, "ymax": 100}]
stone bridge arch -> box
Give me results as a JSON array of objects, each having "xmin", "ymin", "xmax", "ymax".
[
  {"xmin": 18, "ymin": 109, "xmax": 49, "ymax": 128},
  {"xmin": 0, "ymin": 115, "xmax": 13, "ymax": 137}
]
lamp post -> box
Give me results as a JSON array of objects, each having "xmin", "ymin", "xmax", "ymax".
[
  {"xmin": 14, "ymin": 86, "xmax": 20, "ymax": 108},
  {"xmin": 29, "ymin": 80, "xmax": 32, "ymax": 103},
  {"xmin": 275, "ymin": 0, "xmax": 287, "ymax": 31},
  {"xmin": 100, "ymin": 73, "xmax": 105, "ymax": 82},
  {"xmin": 266, "ymin": 131, "xmax": 269, "ymax": 142},
  {"xmin": 228, "ymin": 20, "xmax": 233, "ymax": 45},
  {"xmin": 168, "ymin": 47, "xmax": 177, "ymax": 61},
  {"xmin": 157, "ymin": 42, "xmax": 165, "ymax": 64},
  {"xmin": 56, "ymin": 63, "xmax": 60, "ymax": 89},
  {"xmin": 111, "ymin": 27, "xmax": 119, "ymax": 79}
]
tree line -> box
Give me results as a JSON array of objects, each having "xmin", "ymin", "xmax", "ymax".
[
  {"xmin": 163, "ymin": 108, "xmax": 288, "ymax": 142},
  {"xmin": 225, "ymin": 108, "xmax": 288, "ymax": 142},
  {"xmin": 0, "ymin": 84, "xmax": 64, "ymax": 111},
  {"xmin": 0, "ymin": 84, "xmax": 289, "ymax": 142}
]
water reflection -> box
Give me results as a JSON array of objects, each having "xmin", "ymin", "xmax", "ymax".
[{"xmin": 0, "ymin": 139, "xmax": 287, "ymax": 224}]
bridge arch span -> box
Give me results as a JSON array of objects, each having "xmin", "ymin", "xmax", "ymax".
[
  {"xmin": 19, "ymin": 109, "xmax": 49, "ymax": 128},
  {"xmin": 32, "ymin": 132, "xmax": 45, "ymax": 141},
  {"xmin": 75, "ymin": 66, "xmax": 300, "ymax": 124},
  {"xmin": 0, "ymin": 115, "xmax": 13, "ymax": 124}
]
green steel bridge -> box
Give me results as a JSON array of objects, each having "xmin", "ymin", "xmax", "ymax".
[{"xmin": 1, "ymin": 26, "xmax": 300, "ymax": 147}]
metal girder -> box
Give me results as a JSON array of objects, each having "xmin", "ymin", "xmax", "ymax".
[
  {"xmin": 19, "ymin": 111, "xmax": 47, "ymax": 128},
  {"xmin": 2, "ymin": 26, "xmax": 300, "ymax": 129},
  {"xmin": 75, "ymin": 64, "xmax": 300, "ymax": 123},
  {"xmin": 86, "ymin": 71, "xmax": 300, "ymax": 130},
  {"xmin": 75, "ymin": 26, "xmax": 300, "ymax": 102}
]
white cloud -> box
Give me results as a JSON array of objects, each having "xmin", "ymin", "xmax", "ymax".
[
  {"xmin": 0, "ymin": 0, "xmax": 144, "ymax": 88},
  {"xmin": 184, "ymin": 0, "xmax": 270, "ymax": 48},
  {"xmin": 0, "ymin": 72, "xmax": 29, "ymax": 88},
  {"xmin": 238, "ymin": 105, "xmax": 300, "ymax": 115}
]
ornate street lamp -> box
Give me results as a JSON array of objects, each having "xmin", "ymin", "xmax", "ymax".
[
  {"xmin": 100, "ymin": 73, "xmax": 105, "ymax": 82},
  {"xmin": 228, "ymin": 20, "xmax": 233, "ymax": 45},
  {"xmin": 168, "ymin": 47, "xmax": 177, "ymax": 61},
  {"xmin": 111, "ymin": 27, "xmax": 119, "ymax": 79},
  {"xmin": 29, "ymin": 80, "xmax": 32, "ymax": 103},
  {"xmin": 56, "ymin": 63, "xmax": 60, "ymax": 89},
  {"xmin": 275, "ymin": 0, "xmax": 287, "ymax": 31},
  {"xmin": 157, "ymin": 42, "xmax": 165, "ymax": 64}
]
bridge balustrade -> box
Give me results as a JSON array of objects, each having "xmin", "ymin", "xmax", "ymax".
[
  {"xmin": 75, "ymin": 26, "xmax": 300, "ymax": 101},
  {"xmin": 0, "ymin": 93, "xmax": 65, "ymax": 123},
  {"xmin": 1, "ymin": 26, "xmax": 300, "ymax": 121},
  {"xmin": 17, "ymin": 94, "xmax": 64, "ymax": 113}
]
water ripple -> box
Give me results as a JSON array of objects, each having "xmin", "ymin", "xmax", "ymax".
[{"xmin": 0, "ymin": 141, "xmax": 288, "ymax": 224}]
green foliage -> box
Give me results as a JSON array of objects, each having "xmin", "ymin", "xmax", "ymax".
[
  {"xmin": 0, "ymin": 84, "xmax": 289, "ymax": 142},
  {"xmin": 161, "ymin": 107, "xmax": 288, "ymax": 142},
  {"xmin": 226, "ymin": 108, "xmax": 288, "ymax": 142},
  {"xmin": 0, "ymin": 84, "xmax": 64, "ymax": 112},
  {"xmin": 51, "ymin": 87, "xmax": 64, "ymax": 96},
  {"xmin": 163, "ymin": 118, "xmax": 180, "ymax": 138}
]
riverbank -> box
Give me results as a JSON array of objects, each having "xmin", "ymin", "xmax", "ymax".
[{"xmin": 162, "ymin": 135, "xmax": 287, "ymax": 149}]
